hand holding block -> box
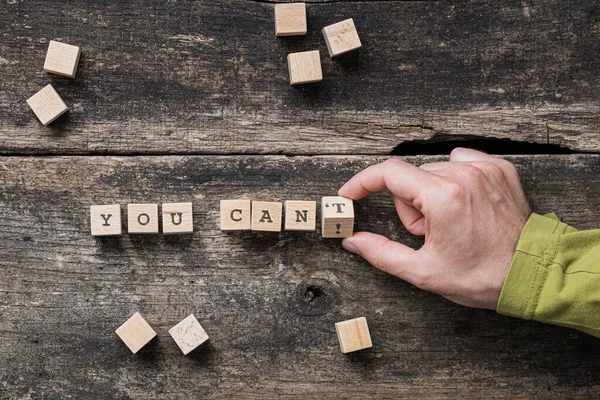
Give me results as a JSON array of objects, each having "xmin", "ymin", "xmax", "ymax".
[
  {"xmin": 251, "ymin": 201, "xmax": 283, "ymax": 232},
  {"xmin": 90, "ymin": 204, "xmax": 122, "ymax": 236},
  {"xmin": 287, "ymin": 50, "xmax": 322, "ymax": 85},
  {"xmin": 335, "ymin": 317, "xmax": 372, "ymax": 353},
  {"xmin": 284, "ymin": 200, "xmax": 316, "ymax": 231},
  {"xmin": 26, "ymin": 84, "xmax": 68, "ymax": 126},
  {"xmin": 220, "ymin": 199, "xmax": 251, "ymax": 230},
  {"xmin": 275, "ymin": 3, "xmax": 307, "ymax": 36},
  {"xmin": 162, "ymin": 202, "xmax": 193, "ymax": 234},
  {"xmin": 127, "ymin": 204, "xmax": 159, "ymax": 234},
  {"xmin": 43, "ymin": 40, "xmax": 81, "ymax": 78},
  {"xmin": 322, "ymin": 18, "xmax": 362, "ymax": 57},
  {"xmin": 169, "ymin": 314, "xmax": 209, "ymax": 355},
  {"xmin": 115, "ymin": 312, "xmax": 157, "ymax": 354},
  {"xmin": 321, "ymin": 196, "xmax": 354, "ymax": 238}
]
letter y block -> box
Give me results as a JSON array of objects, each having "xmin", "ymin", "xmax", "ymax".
[{"xmin": 90, "ymin": 204, "xmax": 122, "ymax": 236}]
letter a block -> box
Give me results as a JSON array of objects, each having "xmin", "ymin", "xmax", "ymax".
[
  {"xmin": 335, "ymin": 317, "xmax": 372, "ymax": 354},
  {"xmin": 220, "ymin": 199, "xmax": 251, "ymax": 231},
  {"xmin": 284, "ymin": 200, "xmax": 316, "ymax": 231},
  {"xmin": 128, "ymin": 204, "xmax": 159, "ymax": 234},
  {"xmin": 90, "ymin": 204, "xmax": 122, "ymax": 236},
  {"xmin": 322, "ymin": 196, "xmax": 354, "ymax": 238},
  {"xmin": 115, "ymin": 312, "xmax": 157, "ymax": 354},
  {"xmin": 251, "ymin": 201, "xmax": 282, "ymax": 232},
  {"xmin": 322, "ymin": 18, "xmax": 362, "ymax": 57},
  {"xmin": 162, "ymin": 202, "xmax": 193, "ymax": 234},
  {"xmin": 169, "ymin": 314, "xmax": 209, "ymax": 355}
]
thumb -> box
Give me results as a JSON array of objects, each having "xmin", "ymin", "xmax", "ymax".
[{"xmin": 342, "ymin": 232, "xmax": 425, "ymax": 286}]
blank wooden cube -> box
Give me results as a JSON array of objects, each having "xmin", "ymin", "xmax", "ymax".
[
  {"xmin": 322, "ymin": 196, "xmax": 354, "ymax": 238},
  {"xmin": 168, "ymin": 314, "xmax": 209, "ymax": 355},
  {"xmin": 335, "ymin": 317, "xmax": 372, "ymax": 354},
  {"xmin": 44, "ymin": 40, "xmax": 81, "ymax": 78},
  {"xmin": 127, "ymin": 204, "xmax": 159, "ymax": 234},
  {"xmin": 322, "ymin": 18, "xmax": 362, "ymax": 57},
  {"xmin": 284, "ymin": 200, "xmax": 316, "ymax": 231},
  {"xmin": 90, "ymin": 204, "xmax": 122, "ymax": 236},
  {"xmin": 220, "ymin": 199, "xmax": 251, "ymax": 231},
  {"xmin": 275, "ymin": 3, "xmax": 307, "ymax": 37},
  {"xmin": 251, "ymin": 201, "xmax": 282, "ymax": 232},
  {"xmin": 26, "ymin": 84, "xmax": 68, "ymax": 126},
  {"xmin": 115, "ymin": 312, "xmax": 157, "ymax": 354},
  {"xmin": 287, "ymin": 50, "xmax": 322, "ymax": 85},
  {"xmin": 162, "ymin": 202, "xmax": 193, "ymax": 234}
]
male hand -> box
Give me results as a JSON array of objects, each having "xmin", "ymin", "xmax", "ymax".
[{"xmin": 338, "ymin": 148, "xmax": 532, "ymax": 309}]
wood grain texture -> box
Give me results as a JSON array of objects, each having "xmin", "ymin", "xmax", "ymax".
[
  {"xmin": 1, "ymin": 0, "xmax": 599, "ymax": 154},
  {"xmin": 0, "ymin": 155, "xmax": 599, "ymax": 399}
]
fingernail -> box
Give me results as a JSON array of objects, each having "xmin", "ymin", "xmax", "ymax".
[{"xmin": 342, "ymin": 239, "xmax": 359, "ymax": 255}]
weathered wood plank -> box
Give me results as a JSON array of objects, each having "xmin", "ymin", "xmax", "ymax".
[
  {"xmin": 0, "ymin": 0, "xmax": 599, "ymax": 155},
  {"xmin": 0, "ymin": 155, "xmax": 599, "ymax": 398}
]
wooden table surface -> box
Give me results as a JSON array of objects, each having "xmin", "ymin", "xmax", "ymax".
[{"xmin": 1, "ymin": 1, "xmax": 599, "ymax": 398}]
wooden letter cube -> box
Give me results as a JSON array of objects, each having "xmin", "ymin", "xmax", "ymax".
[
  {"xmin": 26, "ymin": 84, "xmax": 68, "ymax": 126},
  {"xmin": 275, "ymin": 3, "xmax": 307, "ymax": 37},
  {"xmin": 322, "ymin": 18, "xmax": 362, "ymax": 57},
  {"xmin": 115, "ymin": 312, "xmax": 157, "ymax": 354},
  {"xmin": 220, "ymin": 199, "xmax": 251, "ymax": 231},
  {"xmin": 162, "ymin": 202, "xmax": 193, "ymax": 234},
  {"xmin": 287, "ymin": 50, "xmax": 322, "ymax": 85},
  {"xmin": 322, "ymin": 196, "xmax": 354, "ymax": 238},
  {"xmin": 251, "ymin": 201, "xmax": 283, "ymax": 232},
  {"xmin": 168, "ymin": 314, "xmax": 209, "ymax": 355},
  {"xmin": 335, "ymin": 317, "xmax": 372, "ymax": 353},
  {"xmin": 90, "ymin": 204, "xmax": 122, "ymax": 236},
  {"xmin": 284, "ymin": 200, "xmax": 316, "ymax": 231},
  {"xmin": 127, "ymin": 204, "xmax": 159, "ymax": 234},
  {"xmin": 44, "ymin": 40, "xmax": 81, "ymax": 78}
]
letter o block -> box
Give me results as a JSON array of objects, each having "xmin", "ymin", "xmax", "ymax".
[
  {"xmin": 128, "ymin": 204, "xmax": 159, "ymax": 234},
  {"xmin": 162, "ymin": 202, "xmax": 193, "ymax": 234},
  {"xmin": 90, "ymin": 204, "xmax": 122, "ymax": 236},
  {"xmin": 220, "ymin": 199, "xmax": 251, "ymax": 231},
  {"xmin": 251, "ymin": 201, "xmax": 283, "ymax": 232}
]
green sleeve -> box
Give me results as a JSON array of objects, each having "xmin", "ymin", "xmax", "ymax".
[{"xmin": 497, "ymin": 213, "xmax": 600, "ymax": 338}]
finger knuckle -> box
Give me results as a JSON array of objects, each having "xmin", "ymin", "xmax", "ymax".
[{"xmin": 456, "ymin": 164, "xmax": 486, "ymax": 182}]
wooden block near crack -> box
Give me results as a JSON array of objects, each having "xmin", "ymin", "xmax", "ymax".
[
  {"xmin": 275, "ymin": 3, "xmax": 307, "ymax": 37},
  {"xmin": 43, "ymin": 40, "xmax": 81, "ymax": 78},
  {"xmin": 162, "ymin": 202, "xmax": 193, "ymax": 234},
  {"xmin": 115, "ymin": 312, "xmax": 157, "ymax": 354},
  {"xmin": 90, "ymin": 204, "xmax": 122, "ymax": 236},
  {"xmin": 169, "ymin": 314, "xmax": 209, "ymax": 355},
  {"xmin": 321, "ymin": 196, "xmax": 354, "ymax": 238},
  {"xmin": 251, "ymin": 201, "xmax": 282, "ymax": 232},
  {"xmin": 26, "ymin": 84, "xmax": 68, "ymax": 126},
  {"xmin": 287, "ymin": 50, "xmax": 322, "ymax": 85},
  {"xmin": 127, "ymin": 203, "xmax": 159, "ymax": 234},
  {"xmin": 284, "ymin": 200, "xmax": 316, "ymax": 231},
  {"xmin": 220, "ymin": 199, "xmax": 251, "ymax": 231},
  {"xmin": 322, "ymin": 18, "xmax": 362, "ymax": 57},
  {"xmin": 335, "ymin": 317, "xmax": 372, "ymax": 354}
]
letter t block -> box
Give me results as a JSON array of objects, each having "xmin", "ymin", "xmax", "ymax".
[
  {"xmin": 90, "ymin": 204, "xmax": 122, "ymax": 236},
  {"xmin": 321, "ymin": 196, "xmax": 354, "ymax": 238}
]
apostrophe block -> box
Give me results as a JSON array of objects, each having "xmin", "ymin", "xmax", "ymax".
[
  {"xmin": 251, "ymin": 201, "xmax": 283, "ymax": 232},
  {"xmin": 335, "ymin": 317, "xmax": 372, "ymax": 354},
  {"xmin": 127, "ymin": 204, "xmax": 159, "ymax": 234},
  {"xmin": 321, "ymin": 196, "xmax": 354, "ymax": 238},
  {"xmin": 220, "ymin": 199, "xmax": 251, "ymax": 231},
  {"xmin": 284, "ymin": 200, "xmax": 316, "ymax": 231},
  {"xmin": 115, "ymin": 312, "xmax": 157, "ymax": 354},
  {"xmin": 275, "ymin": 3, "xmax": 307, "ymax": 36},
  {"xmin": 322, "ymin": 18, "xmax": 362, "ymax": 57},
  {"xmin": 90, "ymin": 204, "xmax": 122, "ymax": 236},
  {"xmin": 287, "ymin": 50, "xmax": 322, "ymax": 85},
  {"xmin": 43, "ymin": 40, "xmax": 81, "ymax": 78},
  {"xmin": 26, "ymin": 84, "xmax": 68, "ymax": 126},
  {"xmin": 168, "ymin": 314, "xmax": 209, "ymax": 355},
  {"xmin": 162, "ymin": 202, "xmax": 193, "ymax": 234}
]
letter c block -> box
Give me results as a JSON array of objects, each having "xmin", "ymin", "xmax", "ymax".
[{"xmin": 220, "ymin": 199, "xmax": 251, "ymax": 231}]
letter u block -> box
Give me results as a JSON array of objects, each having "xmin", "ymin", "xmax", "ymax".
[
  {"xmin": 128, "ymin": 204, "xmax": 159, "ymax": 234},
  {"xmin": 162, "ymin": 202, "xmax": 193, "ymax": 234},
  {"xmin": 220, "ymin": 199, "xmax": 251, "ymax": 231},
  {"xmin": 90, "ymin": 204, "xmax": 122, "ymax": 236}
]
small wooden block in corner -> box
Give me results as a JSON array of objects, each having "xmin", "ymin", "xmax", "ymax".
[
  {"xmin": 287, "ymin": 50, "xmax": 322, "ymax": 85},
  {"xmin": 335, "ymin": 317, "xmax": 372, "ymax": 354},
  {"xmin": 251, "ymin": 201, "xmax": 283, "ymax": 232},
  {"xmin": 169, "ymin": 314, "xmax": 209, "ymax": 355},
  {"xmin": 284, "ymin": 200, "xmax": 316, "ymax": 231},
  {"xmin": 162, "ymin": 202, "xmax": 193, "ymax": 234},
  {"xmin": 275, "ymin": 3, "xmax": 307, "ymax": 37},
  {"xmin": 322, "ymin": 18, "xmax": 362, "ymax": 57},
  {"xmin": 127, "ymin": 204, "xmax": 159, "ymax": 234},
  {"xmin": 321, "ymin": 196, "xmax": 354, "ymax": 238},
  {"xmin": 220, "ymin": 199, "xmax": 251, "ymax": 231},
  {"xmin": 44, "ymin": 40, "xmax": 81, "ymax": 78},
  {"xmin": 115, "ymin": 312, "xmax": 157, "ymax": 354},
  {"xmin": 90, "ymin": 204, "xmax": 122, "ymax": 236},
  {"xmin": 26, "ymin": 84, "xmax": 68, "ymax": 126}
]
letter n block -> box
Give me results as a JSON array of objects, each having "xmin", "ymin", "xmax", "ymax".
[
  {"xmin": 335, "ymin": 317, "xmax": 372, "ymax": 353},
  {"xmin": 162, "ymin": 202, "xmax": 193, "ymax": 234},
  {"xmin": 220, "ymin": 199, "xmax": 251, "ymax": 231},
  {"xmin": 251, "ymin": 201, "xmax": 282, "ymax": 232},
  {"xmin": 90, "ymin": 204, "xmax": 122, "ymax": 236},
  {"xmin": 127, "ymin": 204, "xmax": 159, "ymax": 234},
  {"xmin": 284, "ymin": 200, "xmax": 316, "ymax": 231},
  {"xmin": 321, "ymin": 196, "xmax": 354, "ymax": 238}
]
